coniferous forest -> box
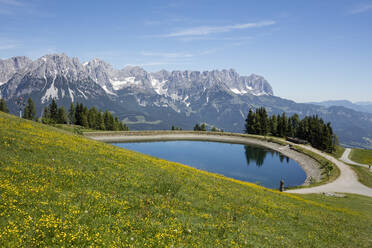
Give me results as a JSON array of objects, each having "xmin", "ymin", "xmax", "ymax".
[
  {"xmin": 41, "ymin": 99, "xmax": 129, "ymax": 131},
  {"xmin": 245, "ymin": 107, "xmax": 337, "ymax": 153}
]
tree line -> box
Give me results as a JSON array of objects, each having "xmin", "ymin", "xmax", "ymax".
[
  {"xmin": 245, "ymin": 107, "xmax": 337, "ymax": 153},
  {"xmin": 0, "ymin": 97, "xmax": 128, "ymax": 131},
  {"xmin": 193, "ymin": 123, "xmax": 223, "ymax": 132},
  {"xmin": 0, "ymin": 99, "xmax": 9, "ymax": 113},
  {"xmin": 42, "ymin": 99, "xmax": 129, "ymax": 131}
]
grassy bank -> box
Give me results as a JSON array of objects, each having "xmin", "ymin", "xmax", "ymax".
[
  {"xmin": 332, "ymin": 145, "xmax": 346, "ymax": 159},
  {"xmin": 350, "ymin": 148, "xmax": 372, "ymax": 166},
  {"xmin": 1, "ymin": 112, "xmax": 371, "ymax": 247},
  {"xmin": 348, "ymin": 164, "xmax": 372, "ymax": 188},
  {"xmin": 289, "ymin": 146, "xmax": 340, "ymax": 188}
]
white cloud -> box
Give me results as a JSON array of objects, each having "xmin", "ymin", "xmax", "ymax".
[
  {"xmin": 125, "ymin": 62, "xmax": 172, "ymax": 67},
  {"xmin": 0, "ymin": 44, "xmax": 17, "ymax": 50},
  {"xmin": 141, "ymin": 51, "xmax": 194, "ymax": 58},
  {"xmin": 350, "ymin": 3, "xmax": 372, "ymax": 14},
  {"xmin": 0, "ymin": 0, "xmax": 24, "ymax": 6},
  {"xmin": 164, "ymin": 21, "xmax": 275, "ymax": 37}
]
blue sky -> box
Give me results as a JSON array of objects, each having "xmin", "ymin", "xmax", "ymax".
[{"xmin": 0, "ymin": 0, "xmax": 371, "ymax": 102}]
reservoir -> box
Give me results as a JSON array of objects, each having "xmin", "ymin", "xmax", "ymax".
[{"xmin": 113, "ymin": 141, "xmax": 306, "ymax": 189}]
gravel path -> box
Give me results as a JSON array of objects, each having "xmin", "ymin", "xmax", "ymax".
[
  {"xmin": 286, "ymin": 146, "xmax": 372, "ymax": 197},
  {"xmin": 341, "ymin": 148, "xmax": 370, "ymax": 169},
  {"xmin": 86, "ymin": 132, "xmax": 372, "ymax": 197}
]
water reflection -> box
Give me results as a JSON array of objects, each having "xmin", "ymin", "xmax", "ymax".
[
  {"xmin": 244, "ymin": 146, "xmax": 289, "ymax": 167},
  {"xmin": 113, "ymin": 141, "xmax": 306, "ymax": 189}
]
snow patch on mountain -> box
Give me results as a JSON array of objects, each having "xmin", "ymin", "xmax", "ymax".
[
  {"xmin": 68, "ymin": 88, "xmax": 74, "ymax": 102},
  {"xmin": 149, "ymin": 76, "xmax": 166, "ymax": 95},
  {"xmin": 230, "ymin": 88, "xmax": 248, "ymax": 95},
  {"xmin": 41, "ymin": 77, "xmax": 59, "ymax": 103},
  {"xmin": 101, "ymin": 85, "xmax": 116, "ymax": 95},
  {"xmin": 110, "ymin": 77, "xmax": 140, "ymax": 90}
]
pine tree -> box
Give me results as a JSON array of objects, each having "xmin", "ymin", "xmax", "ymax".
[
  {"xmin": 252, "ymin": 114, "xmax": 261, "ymax": 135},
  {"xmin": 245, "ymin": 109, "xmax": 255, "ymax": 134},
  {"xmin": 41, "ymin": 106, "xmax": 51, "ymax": 124},
  {"xmin": 49, "ymin": 99, "xmax": 58, "ymax": 122},
  {"xmin": 88, "ymin": 107, "xmax": 98, "ymax": 129},
  {"xmin": 257, "ymin": 107, "xmax": 269, "ymax": 135},
  {"xmin": 68, "ymin": 103, "xmax": 76, "ymax": 124},
  {"xmin": 81, "ymin": 106, "xmax": 89, "ymax": 128},
  {"xmin": 103, "ymin": 110, "xmax": 114, "ymax": 130},
  {"xmin": 269, "ymin": 115, "xmax": 278, "ymax": 136},
  {"xmin": 194, "ymin": 123, "xmax": 201, "ymax": 131},
  {"xmin": 23, "ymin": 98, "xmax": 36, "ymax": 120},
  {"xmin": 57, "ymin": 106, "xmax": 69, "ymax": 124},
  {"xmin": 113, "ymin": 117, "xmax": 120, "ymax": 131},
  {"xmin": 0, "ymin": 99, "xmax": 9, "ymax": 113},
  {"xmin": 96, "ymin": 112, "xmax": 106, "ymax": 130}
]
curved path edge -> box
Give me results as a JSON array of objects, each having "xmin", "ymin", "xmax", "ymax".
[
  {"xmin": 341, "ymin": 148, "xmax": 370, "ymax": 168},
  {"xmin": 287, "ymin": 146, "xmax": 372, "ymax": 196},
  {"xmin": 85, "ymin": 132, "xmax": 372, "ymax": 197}
]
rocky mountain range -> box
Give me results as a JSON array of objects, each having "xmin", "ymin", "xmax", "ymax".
[{"xmin": 1, "ymin": 53, "xmax": 372, "ymax": 149}]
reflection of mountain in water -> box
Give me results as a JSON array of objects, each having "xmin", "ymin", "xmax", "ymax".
[{"xmin": 244, "ymin": 146, "xmax": 289, "ymax": 167}]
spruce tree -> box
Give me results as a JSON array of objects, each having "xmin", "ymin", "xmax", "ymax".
[
  {"xmin": 41, "ymin": 106, "xmax": 51, "ymax": 124},
  {"xmin": 96, "ymin": 112, "xmax": 106, "ymax": 130},
  {"xmin": 68, "ymin": 103, "xmax": 76, "ymax": 124},
  {"xmin": 269, "ymin": 115, "xmax": 278, "ymax": 136},
  {"xmin": 57, "ymin": 106, "xmax": 69, "ymax": 124},
  {"xmin": 23, "ymin": 98, "xmax": 36, "ymax": 120},
  {"xmin": 0, "ymin": 99, "xmax": 9, "ymax": 113},
  {"xmin": 245, "ymin": 109, "xmax": 255, "ymax": 134},
  {"xmin": 88, "ymin": 107, "xmax": 98, "ymax": 129},
  {"xmin": 194, "ymin": 124, "xmax": 200, "ymax": 131},
  {"xmin": 49, "ymin": 99, "xmax": 58, "ymax": 122},
  {"xmin": 81, "ymin": 106, "xmax": 89, "ymax": 128}
]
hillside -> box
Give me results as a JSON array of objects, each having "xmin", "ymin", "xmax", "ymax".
[
  {"xmin": 0, "ymin": 112, "xmax": 372, "ymax": 247},
  {"xmin": 350, "ymin": 148, "xmax": 372, "ymax": 165}
]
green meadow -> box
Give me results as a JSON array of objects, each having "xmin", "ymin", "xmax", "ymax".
[{"xmin": 0, "ymin": 112, "xmax": 371, "ymax": 247}]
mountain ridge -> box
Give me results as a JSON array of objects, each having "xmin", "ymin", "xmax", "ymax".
[
  {"xmin": 309, "ymin": 100, "xmax": 372, "ymax": 114},
  {"xmin": 1, "ymin": 53, "xmax": 372, "ymax": 149}
]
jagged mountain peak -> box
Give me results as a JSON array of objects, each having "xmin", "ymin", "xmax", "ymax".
[
  {"xmin": 0, "ymin": 53, "xmax": 274, "ymax": 103},
  {"xmin": 0, "ymin": 56, "xmax": 32, "ymax": 85}
]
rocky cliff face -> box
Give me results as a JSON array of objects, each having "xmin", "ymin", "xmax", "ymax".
[
  {"xmin": 0, "ymin": 56, "xmax": 32, "ymax": 85},
  {"xmin": 0, "ymin": 54, "xmax": 274, "ymax": 103}
]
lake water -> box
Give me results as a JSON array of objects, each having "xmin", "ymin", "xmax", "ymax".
[{"xmin": 113, "ymin": 141, "xmax": 306, "ymax": 189}]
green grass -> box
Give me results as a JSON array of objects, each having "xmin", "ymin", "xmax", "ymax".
[
  {"xmin": 332, "ymin": 145, "xmax": 346, "ymax": 159},
  {"xmin": 350, "ymin": 148, "xmax": 372, "ymax": 166},
  {"xmin": 1, "ymin": 112, "xmax": 372, "ymax": 247},
  {"xmin": 288, "ymin": 146, "xmax": 340, "ymax": 188},
  {"xmin": 348, "ymin": 164, "xmax": 372, "ymax": 188},
  {"xmin": 52, "ymin": 124, "xmax": 97, "ymax": 134}
]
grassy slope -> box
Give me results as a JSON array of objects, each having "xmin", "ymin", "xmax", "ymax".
[
  {"xmin": 350, "ymin": 148, "xmax": 372, "ymax": 165},
  {"xmin": 0, "ymin": 112, "xmax": 372, "ymax": 247},
  {"xmin": 348, "ymin": 149, "xmax": 372, "ymax": 188},
  {"xmin": 332, "ymin": 145, "xmax": 346, "ymax": 159},
  {"xmin": 348, "ymin": 164, "xmax": 372, "ymax": 188}
]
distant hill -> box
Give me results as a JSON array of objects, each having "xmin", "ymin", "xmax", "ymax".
[{"xmin": 309, "ymin": 100, "xmax": 372, "ymax": 114}]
